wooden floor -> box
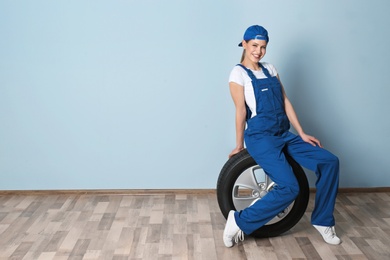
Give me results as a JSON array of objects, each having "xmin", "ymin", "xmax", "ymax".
[{"xmin": 1, "ymin": 191, "xmax": 390, "ymax": 260}]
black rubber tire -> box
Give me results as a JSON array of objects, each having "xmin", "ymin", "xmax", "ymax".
[{"xmin": 217, "ymin": 149, "xmax": 309, "ymax": 238}]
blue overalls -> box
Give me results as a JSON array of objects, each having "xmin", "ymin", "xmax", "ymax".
[{"xmin": 234, "ymin": 63, "xmax": 339, "ymax": 235}]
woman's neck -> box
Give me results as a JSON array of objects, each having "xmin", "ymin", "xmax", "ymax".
[{"xmin": 241, "ymin": 60, "xmax": 260, "ymax": 71}]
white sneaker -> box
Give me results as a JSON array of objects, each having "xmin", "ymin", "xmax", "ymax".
[
  {"xmin": 223, "ymin": 210, "xmax": 244, "ymax": 247},
  {"xmin": 313, "ymin": 225, "xmax": 341, "ymax": 245}
]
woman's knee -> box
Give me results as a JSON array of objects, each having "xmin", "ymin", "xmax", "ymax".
[
  {"xmin": 290, "ymin": 185, "xmax": 300, "ymax": 199},
  {"xmin": 328, "ymin": 154, "xmax": 339, "ymax": 169},
  {"xmin": 318, "ymin": 151, "xmax": 339, "ymax": 168},
  {"xmin": 276, "ymin": 182, "xmax": 300, "ymax": 200}
]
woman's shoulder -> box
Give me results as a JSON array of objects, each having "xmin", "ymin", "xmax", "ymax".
[
  {"xmin": 231, "ymin": 64, "xmax": 245, "ymax": 71},
  {"xmin": 261, "ymin": 62, "xmax": 278, "ymax": 76},
  {"xmin": 229, "ymin": 65, "xmax": 248, "ymax": 85},
  {"xmin": 260, "ymin": 61, "xmax": 276, "ymax": 70},
  {"xmin": 230, "ymin": 64, "xmax": 247, "ymax": 77}
]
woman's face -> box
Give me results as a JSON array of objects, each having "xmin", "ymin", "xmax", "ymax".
[{"xmin": 243, "ymin": 39, "xmax": 267, "ymax": 63}]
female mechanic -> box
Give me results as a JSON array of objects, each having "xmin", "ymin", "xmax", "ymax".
[{"xmin": 223, "ymin": 25, "xmax": 341, "ymax": 247}]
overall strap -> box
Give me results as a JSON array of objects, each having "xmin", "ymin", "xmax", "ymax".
[
  {"xmin": 236, "ymin": 63, "xmax": 272, "ymax": 79},
  {"xmin": 235, "ymin": 64, "xmax": 253, "ymax": 120},
  {"xmin": 258, "ymin": 63, "xmax": 272, "ymax": 78}
]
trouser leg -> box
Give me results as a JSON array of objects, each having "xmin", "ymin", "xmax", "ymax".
[
  {"xmin": 235, "ymin": 135, "xmax": 300, "ymax": 235},
  {"xmin": 284, "ymin": 132, "xmax": 339, "ymax": 226}
]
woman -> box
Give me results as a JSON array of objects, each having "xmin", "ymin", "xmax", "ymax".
[{"xmin": 223, "ymin": 25, "xmax": 341, "ymax": 247}]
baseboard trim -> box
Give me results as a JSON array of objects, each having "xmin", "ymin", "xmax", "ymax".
[
  {"xmin": 0, "ymin": 189, "xmax": 216, "ymax": 196},
  {"xmin": 328, "ymin": 187, "xmax": 390, "ymax": 193},
  {"xmin": 0, "ymin": 187, "xmax": 390, "ymax": 196}
]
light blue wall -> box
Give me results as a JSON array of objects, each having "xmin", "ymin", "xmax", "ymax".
[{"xmin": 1, "ymin": 0, "xmax": 389, "ymax": 190}]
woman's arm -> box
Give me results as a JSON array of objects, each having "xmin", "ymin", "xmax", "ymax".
[
  {"xmin": 229, "ymin": 81, "xmax": 247, "ymax": 158},
  {"xmin": 278, "ymin": 76, "xmax": 323, "ymax": 147}
]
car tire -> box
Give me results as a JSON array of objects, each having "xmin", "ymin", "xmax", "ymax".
[{"xmin": 217, "ymin": 149, "xmax": 309, "ymax": 238}]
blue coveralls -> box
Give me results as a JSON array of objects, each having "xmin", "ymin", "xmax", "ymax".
[{"xmin": 234, "ymin": 63, "xmax": 339, "ymax": 235}]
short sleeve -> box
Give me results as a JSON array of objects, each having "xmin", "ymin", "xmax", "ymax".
[{"xmin": 228, "ymin": 66, "xmax": 245, "ymax": 86}]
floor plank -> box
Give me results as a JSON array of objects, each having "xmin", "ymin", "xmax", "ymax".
[{"xmin": 0, "ymin": 192, "xmax": 390, "ymax": 259}]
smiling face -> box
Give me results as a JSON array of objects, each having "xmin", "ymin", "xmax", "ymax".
[{"xmin": 242, "ymin": 39, "xmax": 267, "ymax": 65}]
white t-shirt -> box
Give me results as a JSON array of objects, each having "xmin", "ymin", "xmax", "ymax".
[{"xmin": 229, "ymin": 62, "xmax": 278, "ymax": 118}]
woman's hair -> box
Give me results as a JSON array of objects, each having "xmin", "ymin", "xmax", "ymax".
[
  {"xmin": 240, "ymin": 49, "xmax": 246, "ymax": 63},
  {"xmin": 240, "ymin": 40, "xmax": 248, "ymax": 62}
]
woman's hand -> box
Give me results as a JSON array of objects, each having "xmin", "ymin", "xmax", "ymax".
[
  {"xmin": 300, "ymin": 133, "xmax": 323, "ymax": 148},
  {"xmin": 229, "ymin": 146, "xmax": 244, "ymax": 158}
]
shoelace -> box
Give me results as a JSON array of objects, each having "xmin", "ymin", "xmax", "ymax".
[
  {"xmin": 234, "ymin": 230, "xmax": 245, "ymax": 244},
  {"xmin": 324, "ymin": 226, "xmax": 336, "ymax": 238}
]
